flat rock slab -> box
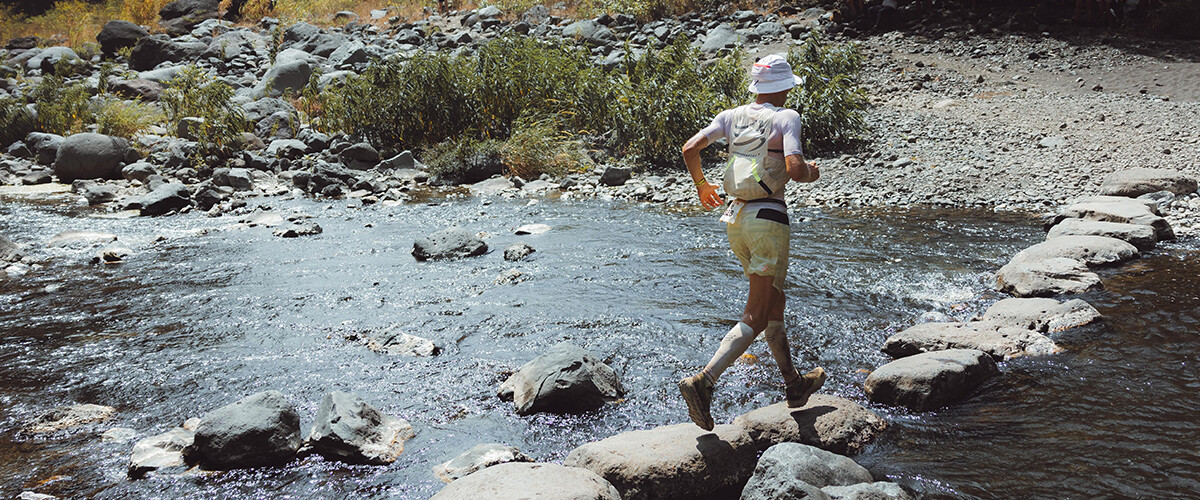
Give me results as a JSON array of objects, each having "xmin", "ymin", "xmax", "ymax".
[
  {"xmin": 823, "ymin": 482, "xmax": 913, "ymax": 500},
  {"xmin": 731, "ymin": 395, "xmax": 887, "ymax": 456},
  {"xmin": 469, "ymin": 177, "xmax": 514, "ymax": 195},
  {"xmin": 47, "ymin": 230, "xmax": 117, "ymax": 248},
  {"xmin": 1008, "ymin": 235, "xmax": 1138, "ymax": 268},
  {"xmin": 864, "ymin": 349, "xmax": 999, "ymax": 412},
  {"xmin": 431, "ymin": 462, "xmax": 620, "ymax": 500},
  {"xmin": 434, "ymin": 443, "xmax": 533, "ymax": 483},
  {"xmin": 129, "ymin": 427, "xmax": 194, "ymax": 479},
  {"xmin": 1051, "ymin": 196, "xmax": 1174, "ymax": 240},
  {"xmin": 881, "ymin": 321, "xmax": 1059, "ymax": 360},
  {"xmin": 996, "ymin": 256, "xmax": 1102, "ymax": 298},
  {"xmin": 1099, "ymin": 168, "xmax": 1198, "ymax": 197},
  {"xmin": 27, "ymin": 403, "xmax": 116, "ymax": 432},
  {"xmin": 981, "ymin": 298, "xmax": 1101, "ymax": 333},
  {"xmin": 563, "ymin": 423, "xmax": 757, "ymax": 500},
  {"xmin": 413, "ymin": 227, "xmax": 487, "ymax": 261},
  {"xmin": 1047, "ymin": 218, "xmax": 1157, "ymax": 251}
]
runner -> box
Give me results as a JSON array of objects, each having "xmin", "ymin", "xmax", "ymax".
[{"xmin": 677, "ymin": 54, "xmax": 826, "ymax": 431}]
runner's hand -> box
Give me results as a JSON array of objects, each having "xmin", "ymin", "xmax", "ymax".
[{"xmin": 696, "ymin": 182, "xmax": 722, "ymax": 209}]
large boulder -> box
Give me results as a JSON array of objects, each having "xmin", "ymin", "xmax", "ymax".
[
  {"xmin": 702, "ymin": 24, "xmax": 743, "ymax": 53},
  {"xmin": 995, "ymin": 257, "xmax": 1102, "ymax": 297},
  {"xmin": 96, "ymin": 20, "xmax": 149, "ymax": 57},
  {"xmin": 562, "ymin": 20, "xmax": 616, "ymax": 47},
  {"xmin": 242, "ymin": 97, "xmax": 296, "ymax": 124},
  {"xmin": 880, "ymin": 321, "xmax": 1058, "ymax": 360},
  {"xmin": 26, "ymin": 404, "xmax": 116, "ymax": 433},
  {"xmin": 731, "ymin": 395, "xmax": 886, "ymax": 456},
  {"xmin": 52, "ymin": 133, "xmax": 132, "ymax": 182},
  {"xmin": 24, "ymin": 132, "xmax": 62, "ymax": 165},
  {"xmin": 598, "ymin": 165, "xmax": 631, "ymax": 186},
  {"xmin": 564, "ymin": 423, "xmax": 758, "ymax": 500},
  {"xmin": 159, "ymin": 0, "xmax": 220, "ymax": 36},
  {"xmin": 434, "ymin": 443, "xmax": 533, "ymax": 483},
  {"xmin": 109, "ymin": 78, "xmax": 164, "ymax": 102},
  {"xmin": 129, "ymin": 427, "xmax": 194, "ymax": 478},
  {"xmin": 431, "ymin": 462, "xmax": 621, "ymax": 500},
  {"xmin": 305, "ymin": 391, "xmax": 414, "ymax": 465},
  {"xmin": 281, "ymin": 22, "xmax": 346, "ymax": 57},
  {"xmin": 340, "ymin": 143, "xmax": 380, "ymax": 170},
  {"xmin": 183, "ymin": 390, "xmax": 301, "ymax": 470},
  {"xmin": 124, "ymin": 182, "xmax": 191, "ymax": 216},
  {"xmin": 1049, "ymin": 196, "xmax": 1174, "ymax": 240},
  {"xmin": 129, "ymin": 35, "xmax": 206, "ymax": 71},
  {"xmin": 740, "ymin": 443, "xmax": 873, "ymax": 500},
  {"xmin": 27, "ymin": 47, "xmax": 82, "ymax": 74},
  {"xmin": 864, "ymin": 349, "xmax": 999, "ymax": 412},
  {"xmin": 1047, "ymin": 218, "xmax": 1157, "ymax": 251},
  {"xmin": 497, "ymin": 342, "xmax": 624, "ymax": 415},
  {"xmin": 256, "ymin": 58, "xmax": 313, "ymax": 98},
  {"xmin": 1007, "ymin": 235, "xmax": 1138, "ymax": 268},
  {"xmin": 822, "ymin": 482, "xmax": 912, "ymax": 500},
  {"xmin": 1098, "ymin": 168, "xmax": 1198, "ymax": 197},
  {"xmin": 980, "ymin": 297, "xmax": 1101, "ymax": 333},
  {"xmin": 413, "ymin": 227, "xmax": 487, "ymax": 261}
]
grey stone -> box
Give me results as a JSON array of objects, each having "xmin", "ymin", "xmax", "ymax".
[
  {"xmin": 598, "ymin": 165, "xmax": 632, "ymax": 186},
  {"xmin": 995, "ymin": 257, "xmax": 1102, "ymax": 297},
  {"xmin": 731, "ymin": 395, "xmax": 887, "ymax": 456},
  {"xmin": 255, "ymin": 111, "xmax": 297, "ymax": 140},
  {"xmin": 469, "ymin": 177, "xmax": 514, "ymax": 195},
  {"xmin": 413, "ymin": 227, "xmax": 487, "ymax": 261},
  {"xmin": 73, "ymin": 180, "xmax": 117, "ymax": 205},
  {"xmin": 329, "ymin": 41, "xmax": 369, "ymax": 68},
  {"xmin": 431, "ymin": 462, "xmax": 620, "ymax": 500},
  {"xmin": 1051, "ymin": 196, "xmax": 1174, "ymax": 240},
  {"xmin": 25, "ymin": 132, "xmax": 63, "ymax": 165},
  {"xmin": 515, "ymin": 223, "xmax": 550, "ymax": 235},
  {"xmin": 137, "ymin": 65, "xmax": 187, "ymax": 84},
  {"xmin": 702, "ymin": 24, "xmax": 743, "ymax": 53},
  {"xmin": 97, "ymin": 20, "xmax": 149, "ymax": 56},
  {"xmin": 1007, "ymin": 235, "xmax": 1138, "ymax": 268},
  {"xmin": 434, "ymin": 443, "xmax": 533, "ymax": 483},
  {"xmin": 126, "ymin": 183, "xmax": 191, "ymax": 216},
  {"xmin": 1037, "ymin": 136, "xmax": 1068, "ymax": 149},
  {"xmin": 367, "ymin": 330, "xmax": 438, "ymax": 356},
  {"xmin": 564, "ymin": 423, "xmax": 757, "ymax": 500},
  {"xmin": 101, "ymin": 427, "xmax": 137, "ymax": 442},
  {"xmin": 47, "ymin": 230, "xmax": 116, "ymax": 248},
  {"xmin": 0, "ymin": 235, "xmax": 24, "ymax": 263},
  {"xmin": 183, "ymin": 390, "xmax": 301, "ymax": 470},
  {"xmin": 752, "ymin": 22, "xmax": 786, "ymax": 38},
  {"xmin": 243, "ymin": 97, "xmax": 296, "ymax": 124},
  {"xmin": 497, "ymin": 342, "xmax": 624, "ymax": 415},
  {"xmin": 273, "ymin": 221, "xmax": 322, "ymax": 237},
  {"xmin": 881, "ymin": 321, "xmax": 1058, "ymax": 360},
  {"xmin": 281, "ymin": 22, "xmax": 346, "ymax": 57},
  {"xmin": 266, "ymin": 139, "xmax": 308, "ymax": 159},
  {"xmin": 380, "ymin": 150, "xmax": 417, "ymax": 170},
  {"xmin": 865, "ymin": 349, "xmax": 999, "ymax": 411},
  {"xmin": 504, "ymin": 242, "xmax": 535, "ymax": 261},
  {"xmin": 27, "ymin": 47, "xmax": 81, "ymax": 74},
  {"xmin": 129, "ymin": 35, "xmax": 206, "ymax": 71},
  {"xmin": 53, "ymin": 133, "xmax": 131, "ymax": 182},
  {"xmin": 109, "ymin": 79, "xmax": 163, "ymax": 101},
  {"xmin": 1099, "ymin": 167, "xmax": 1198, "ymax": 197},
  {"xmin": 1047, "ymin": 218, "xmax": 1157, "ymax": 251},
  {"xmin": 203, "ymin": 31, "xmax": 264, "ymax": 61},
  {"xmin": 822, "ymin": 482, "xmax": 912, "ymax": 500},
  {"xmin": 741, "ymin": 442, "xmax": 873, "ymax": 500},
  {"xmin": 176, "ymin": 117, "xmax": 206, "ymax": 141},
  {"xmin": 129, "ymin": 427, "xmax": 194, "ymax": 478},
  {"xmin": 122, "ymin": 162, "xmax": 157, "ymax": 182},
  {"xmin": 18, "ymin": 492, "xmax": 57, "ymax": 500},
  {"xmin": 340, "ymin": 143, "xmax": 380, "ymax": 170},
  {"xmin": 305, "ymin": 391, "xmax": 414, "ymax": 465},
  {"xmin": 213, "ymin": 167, "xmax": 253, "ymax": 190},
  {"xmin": 27, "ymin": 404, "xmax": 116, "ymax": 433},
  {"xmin": 158, "ymin": 0, "xmax": 219, "ymax": 35},
  {"xmin": 258, "ymin": 59, "xmax": 312, "ymax": 98},
  {"xmin": 981, "ymin": 298, "xmax": 1101, "ymax": 333},
  {"xmin": 562, "ymin": 20, "xmax": 616, "ymax": 47}
]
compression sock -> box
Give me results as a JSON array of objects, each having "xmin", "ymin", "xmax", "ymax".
[
  {"xmin": 702, "ymin": 321, "xmax": 757, "ymax": 381},
  {"xmin": 762, "ymin": 320, "xmax": 800, "ymax": 383}
]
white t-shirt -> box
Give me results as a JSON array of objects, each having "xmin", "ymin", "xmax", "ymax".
[{"xmin": 699, "ymin": 103, "xmax": 804, "ymax": 160}]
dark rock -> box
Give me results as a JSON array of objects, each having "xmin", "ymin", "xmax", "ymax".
[
  {"xmin": 380, "ymin": 150, "xmax": 418, "ymax": 170},
  {"xmin": 430, "ymin": 462, "xmax": 620, "ymax": 500},
  {"xmin": 305, "ymin": 391, "xmax": 414, "ymax": 465},
  {"xmin": 731, "ymin": 395, "xmax": 887, "ymax": 456},
  {"xmin": 413, "ymin": 227, "xmax": 487, "ymax": 261},
  {"xmin": 21, "ymin": 170, "xmax": 51, "ymax": 185},
  {"xmin": 865, "ymin": 349, "xmax": 999, "ymax": 411},
  {"xmin": 563, "ymin": 423, "xmax": 755, "ymax": 500},
  {"xmin": 194, "ymin": 186, "xmax": 226, "ymax": 210},
  {"xmin": 434, "ymin": 443, "xmax": 533, "ymax": 483},
  {"xmin": 741, "ymin": 443, "xmax": 872, "ymax": 500},
  {"xmin": 121, "ymin": 161, "xmax": 157, "ymax": 182},
  {"xmin": 129, "ymin": 427, "xmax": 193, "ymax": 479},
  {"xmin": 496, "ymin": 342, "xmax": 624, "ymax": 415},
  {"xmin": 129, "ymin": 35, "xmax": 206, "ymax": 71},
  {"xmin": 126, "ymin": 182, "xmax": 192, "ymax": 216},
  {"xmin": 319, "ymin": 183, "xmax": 345, "ymax": 198},
  {"xmin": 212, "ymin": 167, "xmax": 253, "ymax": 190},
  {"xmin": 27, "ymin": 404, "xmax": 116, "ymax": 433},
  {"xmin": 97, "ymin": 20, "xmax": 149, "ymax": 56},
  {"xmin": 53, "ymin": 133, "xmax": 131, "ymax": 182},
  {"xmin": 273, "ymin": 221, "xmax": 322, "ymax": 237},
  {"xmin": 503, "ymin": 242, "xmax": 535, "ymax": 261},
  {"xmin": 340, "ymin": 143, "xmax": 380, "ymax": 170},
  {"xmin": 159, "ymin": 0, "xmax": 220, "ymax": 36},
  {"xmin": 242, "ymin": 97, "xmax": 296, "ymax": 124},
  {"xmin": 255, "ymin": 111, "xmax": 297, "ymax": 140},
  {"xmin": 183, "ymin": 390, "xmax": 301, "ymax": 470},
  {"xmin": 109, "ymin": 79, "xmax": 163, "ymax": 102},
  {"xmin": 598, "ymin": 165, "xmax": 632, "ymax": 186}
]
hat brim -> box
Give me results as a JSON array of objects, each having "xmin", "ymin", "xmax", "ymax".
[{"xmin": 748, "ymin": 74, "xmax": 805, "ymax": 94}]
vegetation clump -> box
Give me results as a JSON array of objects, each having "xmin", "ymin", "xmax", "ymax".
[
  {"xmin": 159, "ymin": 65, "xmax": 249, "ymax": 156},
  {"xmin": 786, "ymin": 33, "xmax": 870, "ymax": 155}
]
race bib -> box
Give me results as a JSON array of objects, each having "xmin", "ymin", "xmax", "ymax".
[{"xmin": 720, "ymin": 200, "xmax": 745, "ymax": 224}]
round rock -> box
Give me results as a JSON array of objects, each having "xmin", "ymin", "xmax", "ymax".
[{"xmin": 865, "ymin": 349, "xmax": 1000, "ymax": 412}]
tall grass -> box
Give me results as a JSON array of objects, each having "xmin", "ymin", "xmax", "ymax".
[{"xmin": 786, "ymin": 33, "xmax": 869, "ymax": 155}]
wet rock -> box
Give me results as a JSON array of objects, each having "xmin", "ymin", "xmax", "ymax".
[
  {"xmin": 72, "ymin": 180, "xmax": 117, "ymax": 205},
  {"xmin": 93, "ymin": 241, "xmax": 133, "ymax": 264},
  {"xmin": 367, "ymin": 330, "xmax": 438, "ymax": 356},
  {"xmin": 47, "ymin": 230, "xmax": 117, "ymax": 248},
  {"xmin": 101, "ymin": 427, "xmax": 137, "ymax": 442},
  {"xmin": 183, "ymin": 390, "xmax": 302, "ymax": 470},
  {"xmin": 158, "ymin": 0, "xmax": 219, "ymax": 35},
  {"xmin": 1047, "ymin": 218, "xmax": 1157, "ymax": 251},
  {"xmin": 413, "ymin": 227, "xmax": 487, "ymax": 261},
  {"xmin": 27, "ymin": 404, "xmax": 116, "ymax": 433},
  {"xmin": 497, "ymin": 341, "xmax": 624, "ymax": 415},
  {"xmin": 305, "ymin": 391, "xmax": 414, "ymax": 465},
  {"xmin": 564, "ymin": 423, "xmax": 756, "ymax": 500},
  {"xmin": 273, "ymin": 221, "xmax": 322, "ymax": 237},
  {"xmin": 865, "ymin": 349, "xmax": 999, "ymax": 412},
  {"xmin": 514, "ymin": 223, "xmax": 550, "ymax": 235},
  {"xmin": 881, "ymin": 321, "xmax": 1058, "ymax": 360},
  {"xmin": 0, "ymin": 235, "xmax": 23, "ymax": 263},
  {"xmin": 431, "ymin": 462, "xmax": 620, "ymax": 500},
  {"xmin": 981, "ymin": 298, "xmax": 1101, "ymax": 333},
  {"xmin": 53, "ymin": 133, "xmax": 132, "ymax": 183},
  {"xmin": 731, "ymin": 395, "xmax": 886, "ymax": 456},
  {"xmin": 598, "ymin": 165, "xmax": 632, "ymax": 186},
  {"xmin": 1098, "ymin": 168, "xmax": 1198, "ymax": 198},
  {"xmin": 127, "ymin": 182, "xmax": 192, "ymax": 216},
  {"xmin": 503, "ymin": 242, "xmax": 535, "ymax": 261},
  {"xmin": 995, "ymin": 257, "xmax": 1102, "ymax": 297},
  {"xmin": 822, "ymin": 482, "xmax": 912, "ymax": 500},
  {"xmin": 469, "ymin": 177, "xmax": 514, "ymax": 196},
  {"xmin": 434, "ymin": 443, "xmax": 533, "ymax": 483},
  {"xmin": 1006, "ymin": 235, "xmax": 1138, "ymax": 268},
  {"xmin": 741, "ymin": 443, "xmax": 872, "ymax": 500},
  {"xmin": 129, "ymin": 427, "xmax": 194, "ymax": 478},
  {"xmin": 340, "ymin": 143, "xmax": 380, "ymax": 170},
  {"xmin": 1051, "ymin": 196, "xmax": 1173, "ymax": 240},
  {"xmin": 97, "ymin": 20, "xmax": 149, "ymax": 56}
]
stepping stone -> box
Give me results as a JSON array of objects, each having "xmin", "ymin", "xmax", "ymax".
[
  {"xmin": 1049, "ymin": 196, "xmax": 1174, "ymax": 240},
  {"xmin": 865, "ymin": 349, "xmax": 999, "ymax": 412},
  {"xmin": 881, "ymin": 321, "xmax": 1058, "ymax": 360},
  {"xmin": 431, "ymin": 462, "xmax": 620, "ymax": 500},
  {"xmin": 981, "ymin": 297, "xmax": 1101, "ymax": 333},
  {"xmin": 995, "ymin": 257, "xmax": 1102, "ymax": 298},
  {"xmin": 732, "ymin": 395, "xmax": 887, "ymax": 456},
  {"xmin": 1008, "ymin": 235, "xmax": 1138, "ymax": 268},
  {"xmin": 1047, "ymin": 218, "xmax": 1157, "ymax": 251},
  {"xmin": 1099, "ymin": 167, "xmax": 1198, "ymax": 197}
]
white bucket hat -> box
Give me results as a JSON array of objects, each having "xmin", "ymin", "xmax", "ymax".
[{"xmin": 748, "ymin": 54, "xmax": 805, "ymax": 94}]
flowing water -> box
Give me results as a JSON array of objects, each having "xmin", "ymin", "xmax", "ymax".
[{"xmin": 0, "ymin": 189, "xmax": 1195, "ymax": 499}]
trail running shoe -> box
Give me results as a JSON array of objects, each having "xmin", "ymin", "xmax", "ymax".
[
  {"xmin": 786, "ymin": 367, "xmax": 826, "ymax": 408},
  {"xmin": 678, "ymin": 373, "xmax": 715, "ymax": 431}
]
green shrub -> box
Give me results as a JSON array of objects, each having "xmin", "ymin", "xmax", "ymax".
[
  {"xmin": 159, "ymin": 65, "xmax": 248, "ymax": 156},
  {"xmin": 0, "ymin": 96, "xmax": 35, "ymax": 146},
  {"xmin": 423, "ymin": 136, "xmax": 504, "ymax": 179},
  {"xmin": 29, "ymin": 73, "xmax": 94, "ymax": 135},
  {"xmin": 786, "ymin": 33, "xmax": 870, "ymax": 155},
  {"xmin": 501, "ymin": 115, "xmax": 592, "ymax": 179},
  {"xmin": 96, "ymin": 98, "xmax": 161, "ymax": 138}
]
